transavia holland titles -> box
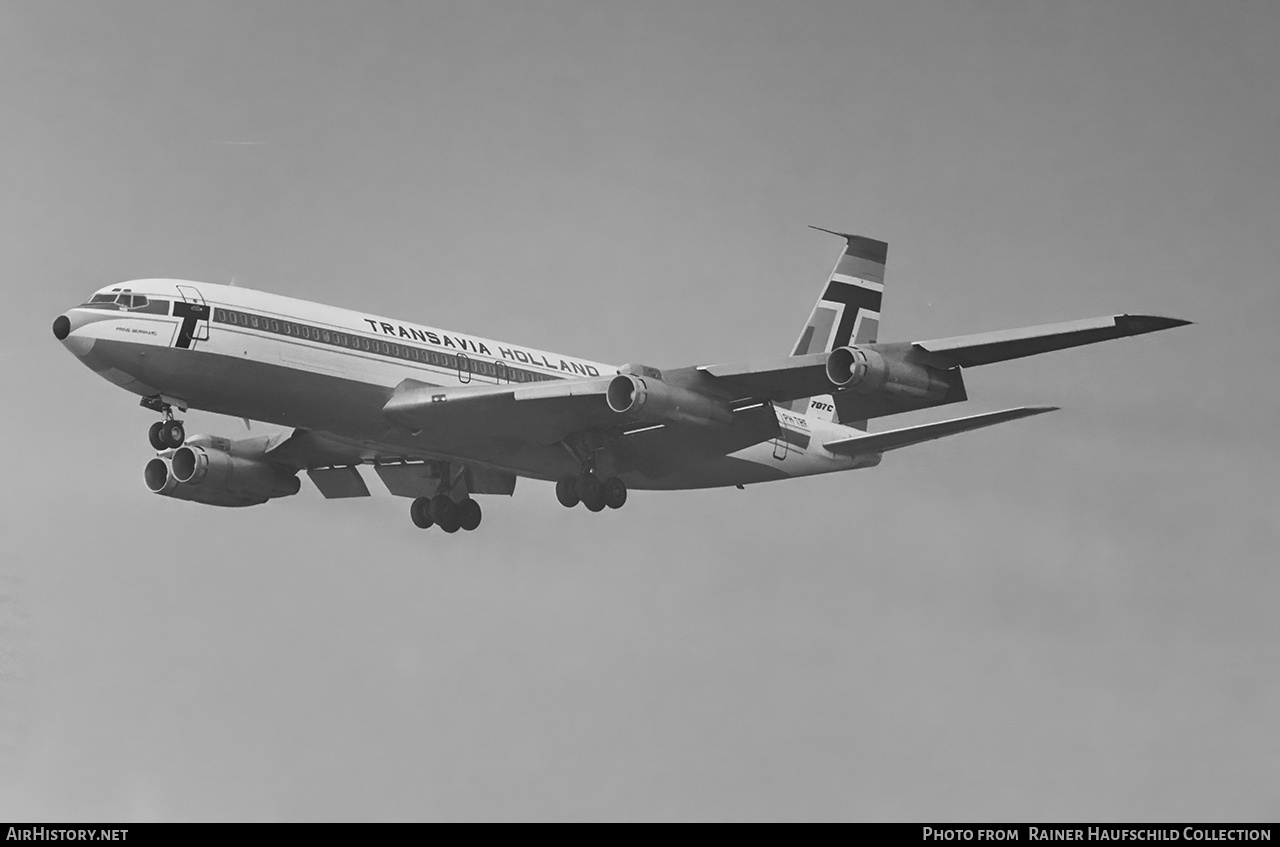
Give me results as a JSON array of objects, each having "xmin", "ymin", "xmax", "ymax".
[
  {"xmin": 361, "ymin": 317, "xmax": 601, "ymax": 376},
  {"xmin": 920, "ymin": 829, "xmax": 1271, "ymax": 842}
]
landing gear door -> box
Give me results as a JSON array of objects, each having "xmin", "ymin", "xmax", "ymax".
[{"xmin": 173, "ymin": 285, "xmax": 210, "ymax": 348}]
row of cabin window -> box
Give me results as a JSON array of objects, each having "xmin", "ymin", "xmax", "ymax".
[{"xmin": 212, "ymin": 308, "xmax": 556, "ymax": 383}]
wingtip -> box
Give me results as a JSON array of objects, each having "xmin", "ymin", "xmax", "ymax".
[
  {"xmin": 1005, "ymin": 404, "xmax": 1059, "ymax": 420},
  {"xmin": 1117, "ymin": 314, "xmax": 1193, "ymax": 334}
]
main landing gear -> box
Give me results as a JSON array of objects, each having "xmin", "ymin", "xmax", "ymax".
[
  {"xmin": 556, "ymin": 472, "xmax": 627, "ymax": 512},
  {"xmin": 143, "ymin": 398, "xmax": 185, "ymax": 450},
  {"xmin": 410, "ymin": 494, "xmax": 482, "ymax": 533},
  {"xmin": 406, "ymin": 461, "xmax": 483, "ymax": 534}
]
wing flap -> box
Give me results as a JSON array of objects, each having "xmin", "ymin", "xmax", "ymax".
[
  {"xmin": 911, "ymin": 314, "xmax": 1190, "ymax": 368},
  {"xmin": 823, "ymin": 406, "xmax": 1058, "ymax": 456},
  {"xmin": 833, "ymin": 367, "xmax": 968, "ymax": 424},
  {"xmin": 264, "ymin": 428, "xmax": 382, "ymax": 469},
  {"xmin": 372, "ymin": 462, "xmax": 517, "ymax": 497},
  {"xmin": 614, "ymin": 402, "xmax": 781, "ymax": 480},
  {"xmin": 306, "ymin": 466, "xmax": 371, "ymax": 498},
  {"xmin": 695, "ymin": 353, "xmax": 832, "ymax": 403}
]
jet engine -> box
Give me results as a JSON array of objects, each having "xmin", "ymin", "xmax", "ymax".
[
  {"xmin": 144, "ymin": 435, "xmax": 301, "ymax": 507},
  {"xmin": 607, "ymin": 373, "xmax": 734, "ymax": 427},
  {"xmin": 825, "ymin": 346, "xmax": 954, "ymax": 403}
]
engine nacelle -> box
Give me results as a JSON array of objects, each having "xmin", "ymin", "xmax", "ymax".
[
  {"xmin": 607, "ymin": 373, "xmax": 733, "ymax": 427},
  {"xmin": 173, "ymin": 444, "xmax": 302, "ymax": 497},
  {"xmin": 144, "ymin": 457, "xmax": 181, "ymax": 496},
  {"xmin": 144, "ymin": 438, "xmax": 300, "ymax": 507},
  {"xmin": 825, "ymin": 346, "xmax": 954, "ymax": 403}
]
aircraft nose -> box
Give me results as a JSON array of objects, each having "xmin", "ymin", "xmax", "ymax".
[{"xmin": 54, "ymin": 309, "xmax": 99, "ymax": 358}]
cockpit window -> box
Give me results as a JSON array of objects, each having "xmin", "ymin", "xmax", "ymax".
[{"xmin": 81, "ymin": 291, "xmax": 163, "ymax": 312}]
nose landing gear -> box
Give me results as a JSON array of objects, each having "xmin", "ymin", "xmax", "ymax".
[
  {"xmin": 143, "ymin": 398, "xmax": 185, "ymax": 450},
  {"xmin": 149, "ymin": 419, "xmax": 185, "ymax": 450}
]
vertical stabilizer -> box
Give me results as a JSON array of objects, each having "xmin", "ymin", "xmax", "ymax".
[{"xmin": 786, "ymin": 228, "xmax": 887, "ymax": 426}]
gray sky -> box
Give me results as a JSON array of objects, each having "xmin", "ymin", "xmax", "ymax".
[{"xmin": 2, "ymin": 0, "xmax": 1277, "ymax": 821}]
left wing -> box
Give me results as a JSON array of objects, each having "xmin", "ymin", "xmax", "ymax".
[
  {"xmin": 375, "ymin": 310, "xmax": 1188, "ymax": 442},
  {"xmin": 344, "ymin": 310, "xmax": 1186, "ymax": 485},
  {"xmin": 908, "ymin": 314, "xmax": 1191, "ymax": 369},
  {"xmin": 694, "ymin": 312, "xmax": 1188, "ymax": 424}
]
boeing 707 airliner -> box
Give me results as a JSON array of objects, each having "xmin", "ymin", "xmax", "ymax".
[{"xmin": 52, "ymin": 229, "xmax": 1188, "ymax": 533}]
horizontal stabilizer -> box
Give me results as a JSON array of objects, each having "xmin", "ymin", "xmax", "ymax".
[
  {"xmin": 823, "ymin": 406, "xmax": 1058, "ymax": 456},
  {"xmin": 911, "ymin": 314, "xmax": 1190, "ymax": 368}
]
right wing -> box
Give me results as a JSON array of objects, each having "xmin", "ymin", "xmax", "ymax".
[
  {"xmin": 380, "ymin": 376, "xmax": 618, "ymax": 443},
  {"xmin": 261, "ymin": 425, "xmax": 521, "ymax": 500}
]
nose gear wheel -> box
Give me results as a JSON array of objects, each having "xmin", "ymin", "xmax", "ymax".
[{"xmin": 148, "ymin": 419, "xmax": 185, "ymax": 449}]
